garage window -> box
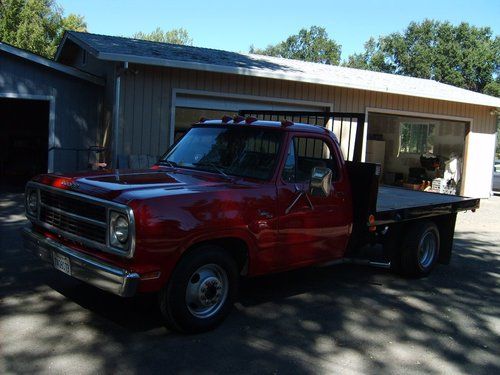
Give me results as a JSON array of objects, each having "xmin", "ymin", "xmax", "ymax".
[{"xmin": 399, "ymin": 122, "xmax": 435, "ymax": 154}]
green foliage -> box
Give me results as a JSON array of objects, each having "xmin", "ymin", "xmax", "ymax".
[
  {"xmin": 344, "ymin": 20, "xmax": 500, "ymax": 96},
  {"xmin": 250, "ymin": 26, "xmax": 341, "ymax": 65},
  {"xmin": 61, "ymin": 13, "xmax": 86, "ymax": 33},
  {"xmin": 344, "ymin": 37, "xmax": 389, "ymax": 72},
  {"xmin": 483, "ymin": 77, "xmax": 500, "ymax": 98},
  {"xmin": 0, "ymin": 0, "xmax": 87, "ymax": 58},
  {"xmin": 132, "ymin": 27, "xmax": 193, "ymax": 45}
]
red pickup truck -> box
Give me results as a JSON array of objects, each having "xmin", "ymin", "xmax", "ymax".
[{"xmin": 23, "ymin": 117, "xmax": 479, "ymax": 332}]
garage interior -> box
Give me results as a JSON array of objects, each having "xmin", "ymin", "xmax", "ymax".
[
  {"xmin": 366, "ymin": 112, "xmax": 468, "ymax": 194},
  {"xmin": 0, "ymin": 98, "xmax": 49, "ymax": 189}
]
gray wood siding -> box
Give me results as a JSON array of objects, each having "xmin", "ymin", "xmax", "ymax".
[
  {"xmin": 0, "ymin": 51, "xmax": 103, "ymax": 172},
  {"xmin": 118, "ymin": 65, "xmax": 497, "ymax": 157}
]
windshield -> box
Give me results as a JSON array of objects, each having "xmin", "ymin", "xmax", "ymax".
[{"xmin": 161, "ymin": 126, "xmax": 283, "ymax": 180}]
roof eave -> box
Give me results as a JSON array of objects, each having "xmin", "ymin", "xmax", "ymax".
[
  {"xmin": 95, "ymin": 52, "xmax": 500, "ymax": 108},
  {"xmin": 55, "ymin": 31, "xmax": 101, "ymax": 62},
  {"xmin": 0, "ymin": 41, "xmax": 104, "ymax": 86}
]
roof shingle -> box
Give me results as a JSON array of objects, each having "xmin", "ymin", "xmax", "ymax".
[{"xmin": 60, "ymin": 31, "xmax": 500, "ymax": 108}]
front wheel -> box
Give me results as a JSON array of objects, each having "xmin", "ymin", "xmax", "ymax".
[
  {"xmin": 399, "ymin": 221, "xmax": 440, "ymax": 278},
  {"xmin": 159, "ymin": 247, "xmax": 239, "ymax": 333}
]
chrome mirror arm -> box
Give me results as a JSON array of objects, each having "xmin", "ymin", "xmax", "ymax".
[{"xmin": 285, "ymin": 185, "xmax": 314, "ymax": 214}]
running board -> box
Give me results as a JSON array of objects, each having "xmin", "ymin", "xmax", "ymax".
[
  {"xmin": 319, "ymin": 258, "xmax": 391, "ymax": 269},
  {"xmin": 347, "ymin": 258, "xmax": 391, "ymax": 269}
]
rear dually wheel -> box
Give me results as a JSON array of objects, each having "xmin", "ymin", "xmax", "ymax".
[{"xmin": 399, "ymin": 221, "xmax": 440, "ymax": 278}]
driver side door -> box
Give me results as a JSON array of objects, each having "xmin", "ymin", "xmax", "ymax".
[{"xmin": 276, "ymin": 134, "xmax": 351, "ymax": 269}]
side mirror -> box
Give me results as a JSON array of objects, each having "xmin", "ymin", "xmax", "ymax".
[{"xmin": 310, "ymin": 167, "xmax": 333, "ymax": 197}]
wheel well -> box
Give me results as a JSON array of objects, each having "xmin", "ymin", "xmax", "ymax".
[
  {"xmin": 384, "ymin": 216, "xmax": 456, "ymax": 265},
  {"xmin": 183, "ymin": 237, "xmax": 249, "ymax": 275},
  {"xmin": 430, "ymin": 214, "xmax": 457, "ymax": 264}
]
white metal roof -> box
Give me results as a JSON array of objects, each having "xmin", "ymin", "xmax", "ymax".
[
  {"xmin": 60, "ymin": 32, "xmax": 500, "ymax": 108},
  {"xmin": 247, "ymin": 54, "xmax": 500, "ymax": 108}
]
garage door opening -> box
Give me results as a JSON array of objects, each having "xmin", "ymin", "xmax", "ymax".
[
  {"xmin": 172, "ymin": 92, "xmax": 332, "ymax": 145},
  {"xmin": 366, "ymin": 112, "xmax": 468, "ymax": 195},
  {"xmin": 0, "ymin": 98, "xmax": 49, "ymax": 190},
  {"xmin": 174, "ymin": 108, "xmax": 238, "ymax": 142}
]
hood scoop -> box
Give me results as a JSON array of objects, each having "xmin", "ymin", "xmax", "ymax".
[{"xmin": 85, "ymin": 170, "xmax": 183, "ymax": 186}]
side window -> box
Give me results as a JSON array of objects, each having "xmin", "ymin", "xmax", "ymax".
[{"xmin": 282, "ymin": 137, "xmax": 338, "ymax": 183}]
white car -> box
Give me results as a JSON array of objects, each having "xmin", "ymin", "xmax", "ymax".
[{"xmin": 493, "ymin": 160, "xmax": 500, "ymax": 192}]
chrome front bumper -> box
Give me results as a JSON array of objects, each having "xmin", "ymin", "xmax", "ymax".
[{"xmin": 22, "ymin": 227, "xmax": 140, "ymax": 297}]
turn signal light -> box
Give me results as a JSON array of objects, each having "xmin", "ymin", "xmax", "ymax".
[
  {"xmin": 140, "ymin": 271, "xmax": 161, "ymax": 280},
  {"xmin": 233, "ymin": 115, "xmax": 245, "ymax": 123}
]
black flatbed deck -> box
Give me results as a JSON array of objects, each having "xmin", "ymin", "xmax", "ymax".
[{"xmin": 374, "ymin": 186, "xmax": 480, "ymax": 225}]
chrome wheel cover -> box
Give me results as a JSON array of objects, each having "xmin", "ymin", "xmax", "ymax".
[
  {"xmin": 185, "ymin": 264, "xmax": 228, "ymax": 319},
  {"xmin": 418, "ymin": 230, "xmax": 437, "ymax": 269}
]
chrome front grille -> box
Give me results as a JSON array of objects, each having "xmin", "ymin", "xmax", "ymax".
[
  {"xmin": 39, "ymin": 189, "xmax": 107, "ymax": 244},
  {"xmin": 40, "ymin": 205, "xmax": 107, "ymax": 244},
  {"xmin": 40, "ymin": 190, "xmax": 106, "ymax": 222},
  {"xmin": 26, "ymin": 182, "xmax": 136, "ymax": 258}
]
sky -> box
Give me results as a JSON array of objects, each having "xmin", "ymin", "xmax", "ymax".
[{"xmin": 58, "ymin": 0, "xmax": 500, "ymax": 60}]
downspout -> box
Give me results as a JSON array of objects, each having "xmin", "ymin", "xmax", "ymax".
[{"xmin": 112, "ymin": 61, "xmax": 128, "ymax": 168}]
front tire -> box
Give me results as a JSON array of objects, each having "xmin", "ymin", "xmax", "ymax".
[
  {"xmin": 159, "ymin": 246, "xmax": 239, "ymax": 333},
  {"xmin": 399, "ymin": 221, "xmax": 440, "ymax": 278}
]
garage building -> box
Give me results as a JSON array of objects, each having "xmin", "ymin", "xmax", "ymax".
[
  {"xmin": 0, "ymin": 42, "xmax": 103, "ymax": 187},
  {"xmin": 2, "ymin": 31, "xmax": 500, "ymax": 198}
]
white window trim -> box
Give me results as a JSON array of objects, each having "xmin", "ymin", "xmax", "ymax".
[{"xmin": 398, "ymin": 121, "xmax": 437, "ymax": 155}]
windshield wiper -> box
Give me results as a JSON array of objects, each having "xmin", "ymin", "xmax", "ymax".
[
  {"xmin": 194, "ymin": 162, "xmax": 231, "ymax": 179},
  {"xmin": 158, "ymin": 160, "xmax": 178, "ymax": 168}
]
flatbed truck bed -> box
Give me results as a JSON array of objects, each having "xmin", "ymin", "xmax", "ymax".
[
  {"xmin": 345, "ymin": 161, "xmax": 480, "ymax": 268},
  {"xmin": 375, "ymin": 185, "xmax": 480, "ymax": 225}
]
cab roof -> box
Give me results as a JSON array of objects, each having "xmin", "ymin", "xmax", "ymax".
[{"xmin": 193, "ymin": 118, "xmax": 331, "ymax": 135}]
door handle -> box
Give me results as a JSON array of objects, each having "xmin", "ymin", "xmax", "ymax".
[{"xmin": 335, "ymin": 191, "xmax": 345, "ymax": 198}]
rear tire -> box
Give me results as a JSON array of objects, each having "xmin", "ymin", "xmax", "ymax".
[
  {"xmin": 159, "ymin": 246, "xmax": 239, "ymax": 333},
  {"xmin": 399, "ymin": 221, "xmax": 440, "ymax": 278}
]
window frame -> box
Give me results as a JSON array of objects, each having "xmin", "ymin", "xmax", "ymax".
[
  {"xmin": 399, "ymin": 121, "xmax": 436, "ymax": 155},
  {"xmin": 160, "ymin": 125, "xmax": 285, "ymax": 182},
  {"xmin": 280, "ymin": 134, "xmax": 341, "ymax": 184}
]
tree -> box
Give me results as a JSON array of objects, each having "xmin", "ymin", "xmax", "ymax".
[
  {"xmin": 0, "ymin": 0, "xmax": 87, "ymax": 58},
  {"xmin": 61, "ymin": 13, "xmax": 86, "ymax": 33},
  {"xmin": 344, "ymin": 20, "xmax": 500, "ymax": 96},
  {"xmin": 132, "ymin": 27, "xmax": 193, "ymax": 45},
  {"xmin": 250, "ymin": 26, "xmax": 341, "ymax": 65},
  {"xmin": 344, "ymin": 37, "xmax": 390, "ymax": 72},
  {"xmin": 483, "ymin": 76, "xmax": 500, "ymax": 98}
]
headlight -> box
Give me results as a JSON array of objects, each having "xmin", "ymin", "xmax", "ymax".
[
  {"xmin": 114, "ymin": 216, "xmax": 129, "ymax": 243},
  {"xmin": 110, "ymin": 212, "xmax": 129, "ymax": 247},
  {"xmin": 26, "ymin": 189, "xmax": 38, "ymax": 215}
]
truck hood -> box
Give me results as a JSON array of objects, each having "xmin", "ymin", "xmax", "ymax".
[{"xmin": 33, "ymin": 167, "xmax": 233, "ymax": 202}]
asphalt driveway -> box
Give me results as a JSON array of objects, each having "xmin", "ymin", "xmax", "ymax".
[{"xmin": 1, "ymin": 191, "xmax": 499, "ymax": 374}]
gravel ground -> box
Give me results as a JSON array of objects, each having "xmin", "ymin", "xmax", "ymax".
[{"xmin": 0, "ymin": 191, "xmax": 499, "ymax": 374}]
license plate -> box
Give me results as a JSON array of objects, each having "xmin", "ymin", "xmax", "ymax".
[{"xmin": 53, "ymin": 253, "xmax": 71, "ymax": 275}]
